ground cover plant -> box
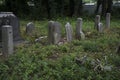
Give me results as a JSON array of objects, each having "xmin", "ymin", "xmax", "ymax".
[{"xmin": 0, "ymin": 17, "xmax": 120, "ymax": 80}]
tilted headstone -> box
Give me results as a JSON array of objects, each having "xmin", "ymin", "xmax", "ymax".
[
  {"xmin": 76, "ymin": 18, "xmax": 85, "ymax": 40},
  {"xmin": 94, "ymin": 15, "xmax": 100, "ymax": 31},
  {"xmin": 26, "ymin": 22, "xmax": 35, "ymax": 35},
  {"xmin": 98, "ymin": 22, "xmax": 103, "ymax": 33},
  {"xmin": 0, "ymin": 12, "xmax": 22, "ymax": 42},
  {"xmin": 65, "ymin": 22, "xmax": 73, "ymax": 42},
  {"xmin": 2, "ymin": 25, "xmax": 13, "ymax": 57},
  {"xmin": 106, "ymin": 13, "xmax": 111, "ymax": 29},
  {"xmin": 48, "ymin": 21, "xmax": 61, "ymax": 44}
]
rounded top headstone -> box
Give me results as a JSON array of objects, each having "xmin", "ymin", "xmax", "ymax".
[
  {"xmin": 106, "ymin": 13, "xmax": 110, "ymax": 15},
  {"xmin": 77, "ymin": 18, "xmax": 82, "ymax": 21},
  {"xmin": 65, "ymin": 22, "xmax": 70, "ymax": 26},
  {"xmin": 96, "ymin": 15, "xmax": 100, "ymax": 18}
]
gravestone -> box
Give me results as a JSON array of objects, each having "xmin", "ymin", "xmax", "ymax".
[
  {"xmin": 53, "ymin": 22, "xmax": 62, "ymax": 44},
  {"xmin": 98, "ymin": 22, "xmax": 103, "ymax": 33},
  {"xmin": 0, "ymin": 12, "xmax": 22, "ymax": 43},
  {"xmin": 26, "ymin": 22, "xmax": 35, "ymax": 35},
  {"xmin": 106, "ymin": 13, "xmax": 111, "ymax": 29},
  {"xmin": 76, "ymin": 18, "xmax": 85, "ymax": 40},
  {"xmin": 48, "ymin": 21, "xmax": 61, "ymax": 44},
  {"xmin": 94, "ymin": 15, "xmax": 100, "ymax": 31},
  {"xmin": 65, "ymin": 22, "xmax": 73, "ymax": 42},
  {"xmin": 2, "ymin": 25, "xmax": 13, "ymax": 57},
  {"xmin": 48, "ymin": 21, "xmax": 54, "ymax": 44}
]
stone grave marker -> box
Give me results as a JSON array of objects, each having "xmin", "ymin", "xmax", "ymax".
[
  {"xmin": 54, "ymin": 22, "xmax": 61, "ymax": 44},
  {"xmin": 48, "ymin": 21, "xmax": 61, "ymax": 44},
  {"xmin": 98, "ymin": 22, "xmax": 103, "ymax": 33},
  {"xmin": 76, "ymin": 18, "xmax": 85, "ymax": 40},
  {"xmin": 48, "ymin": 21, "xmax": 54, "ymax": 44},
  {"xmin": 2, "ymin": 25, "xmax": 13, "ymax": 57},
  {"xmin": 0, "ymin": 12, "xmax": 22, "ymax": 47},
  {"xmin": 0, "ymin": 12, "xmax": 22, "ymax": 41},
  {"xmin": 65, "ymin": 22, "xmax": 73, "ymax": 42},
  {"xmin": 26, "ymin": 22, "xmax": 35, "ymax": 35},
  {"xmin": 94, "ymin": 15, "xmax": 100, "ymax": 31},
  {"xmin": 106, "ymin": 13, "xmax": 111, "ymax": 30}
]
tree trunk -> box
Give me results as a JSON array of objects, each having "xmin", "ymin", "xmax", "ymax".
[
  {"xmin": 78, "ymin": 0, "xmax": 83, "ymax": 16},
  {"xmin": 107, "ymin": 0, "xmax": 113, "ymax": 13},
  {"xmin": 45, "ymin": 0, "xmax": 51, "ymax": 19},
  {"xmin": 74, "ymin": 0, "xmax": 83, "ymax": 16},
  {"xmin": 95, "ymin": 0, "xmax": 113, "ymax": 16},
  {"xmin": 69, "ymin": 0, "xmax": 75, "ymax": 17},
  {"xmin": 102, "ymin": 0, "xmax": 107, "ymax": 16},
  {"xmin": 55, "ymin": 0, "xmax": 64, "ymax": 17},
  {"xmin": 95, "ymin": 0, "xmax": 102, "ymax": 14}
]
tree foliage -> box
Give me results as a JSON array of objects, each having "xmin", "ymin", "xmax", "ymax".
[
  {"xmin": 1, "ymin": 0, "xmax": 83, "ymax": 19},
  {"xmin": 0, "ymin": 0, "xmax": 119, "ymax": 18},
  {"xmin": 95, "ymin": 0, "xmax": 113, "ymax": 16},
  {"xmin": 4, "ymin": 0, "xmax": 29, "ymax": 15}
]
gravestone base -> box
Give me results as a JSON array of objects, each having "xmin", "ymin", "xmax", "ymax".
[{"xmin": 0, "ymin": 39, "xmax": 25, "ymax": 48}]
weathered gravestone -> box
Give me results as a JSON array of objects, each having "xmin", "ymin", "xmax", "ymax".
[
  {"xmin": 48, "ymin": 21, "xmax": 61, "ymax": 44},
  {"xmin": 0, "ymin": 12, "xmax": 22, "ymax": 44},
  {"xmin": 26, "ymin": 22, "xmax": 35, "ymax": 35},
  {"xmin": 2, "ymin": 25, "xmax": 13, "ymax": 57},
  {"xmin": 76, "ymin": 18, "xmax": 85, "ymax": 40},
  {"xmin": 65, "ymin": 22, "xmax": 73, "ymax": 42},
  {"xmin": 106, "ymin": 13, "xmax": 111, "ymax": 30},
  {"xmin": 94, "ymin": 15, "xmax": 100, "ymax": 31},
  {"xmin": 98, "ymin": 22, "xmax": 103, "ymax": 33}
]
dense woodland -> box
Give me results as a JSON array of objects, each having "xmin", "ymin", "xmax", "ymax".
[{"xmin": 0, "ymin": 0, "xmax": 119, "ymax": 19}]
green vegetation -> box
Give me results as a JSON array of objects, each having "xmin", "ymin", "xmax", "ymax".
[{"xmin": 0, "ymin": 18, "xmax": 120, "ymax": 80}]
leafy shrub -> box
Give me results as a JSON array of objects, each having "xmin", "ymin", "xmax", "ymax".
[{"xmin": 81, "ymin": 41, "xmax": 101, "ymax": 52}]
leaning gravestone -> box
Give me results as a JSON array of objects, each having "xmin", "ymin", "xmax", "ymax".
[
  {"xmin": 76, "ymin": 18, "xmax": 85, "ymax": 40},
  {"xmin": 26, "ymin": 22, "xmax": 35, "ymax": 35},
  {"xmin": 2, "ymin": 25, "xmax": 13, "ymax": 57},
  {"xmin": 0, "ymin": 12, "xmax": 22, "ymax": 44},
  {"xmin": 48, "ymin": 21, "xmax": 61, "ymax": 44},
  {"xmin": 65, "ymin": 22, "xmax": 73, "ymax": 42},
  {"xmin": 94, "ymin": 15, "xmax": 100, "ymax": 31}
]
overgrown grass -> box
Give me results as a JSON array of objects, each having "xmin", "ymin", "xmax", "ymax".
[{"xmin": 0, "ymin": 17, "xmax": 120, "ymax": 80}]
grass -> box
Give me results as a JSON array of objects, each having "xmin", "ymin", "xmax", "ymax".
[{"xmin": 0, "ymin": 17, "xmax": 120, "ymax": 80}]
